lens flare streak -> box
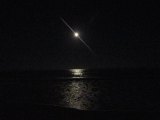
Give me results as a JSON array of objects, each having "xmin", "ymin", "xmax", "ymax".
[{"xmin": 60, "ymin": 17, "xmax": 95, "ymax": 55}]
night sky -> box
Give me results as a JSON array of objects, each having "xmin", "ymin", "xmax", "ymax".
[{"xmin": 0, "ymin": 1, "xmax": 160, "ymax": 70}]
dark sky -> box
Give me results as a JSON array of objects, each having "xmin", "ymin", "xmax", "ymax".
[{"xmin": 0, "ymin": 1, "xmax": 160, "ymax": 70}]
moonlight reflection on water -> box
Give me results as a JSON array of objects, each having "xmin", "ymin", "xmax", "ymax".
[
  {"xmin": 62, "ymin": 80, "xmax": 99, "ymax": 110},
  {"xmin": 33, "ymin": 69, "xmax": 111, "ymax": 110},
  {"xmin": 70, "ymin": 69, "xmax": 85, "ymax": 78}
]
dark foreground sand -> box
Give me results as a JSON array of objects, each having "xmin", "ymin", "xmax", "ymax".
[{"xmin": 1, "ymin": 103, "xmax": 158, "ymax": 120}]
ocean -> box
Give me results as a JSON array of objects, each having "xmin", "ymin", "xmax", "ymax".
[
  {"xmin": 1, "ymin": 68, "xmax": 160, "ymax": 119},
  {"xmin": 1, "ymin": 68, "xmax": 160, "ymax": 110}
]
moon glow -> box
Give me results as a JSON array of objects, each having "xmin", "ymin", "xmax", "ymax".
[
  {"xmin": 74, "ymin": 32, "xmax": 79, "ymax": 37},
  {"xmin": 60, "ymin": 17, "xmax": 96, "ymax": 55}
]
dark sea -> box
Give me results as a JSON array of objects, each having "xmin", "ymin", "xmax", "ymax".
[{"xmin": 1, "ymin": 68, "xmax": 160, "ymax": 119}]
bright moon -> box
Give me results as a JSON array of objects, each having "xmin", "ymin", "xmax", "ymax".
[{"xmin": 74, "ymin": 32, "xmax": 79, "ymax": 37}]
